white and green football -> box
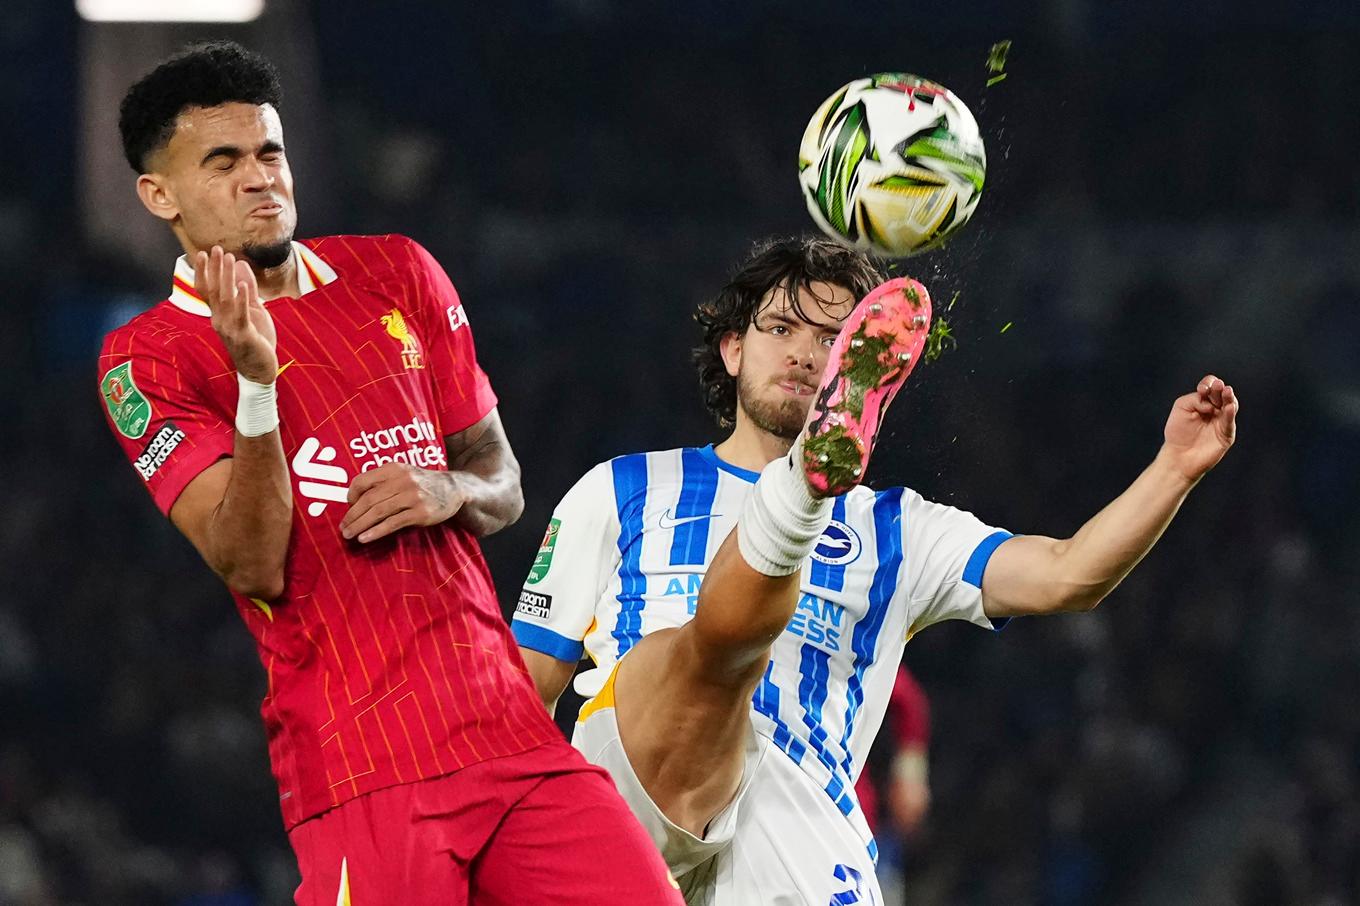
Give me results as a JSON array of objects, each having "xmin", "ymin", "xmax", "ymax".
[{"xmin": 798, "ymin": 73, "xmax": 986, "ymax": 257}]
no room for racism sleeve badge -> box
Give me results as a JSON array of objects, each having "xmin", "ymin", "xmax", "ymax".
[
  {"xmin": 101, "ymin": 361, "xmax": 152, "ymax": 439},
  {"xmin": 526, "ymin": 518, "xmax": 561, "ymax": 584}
]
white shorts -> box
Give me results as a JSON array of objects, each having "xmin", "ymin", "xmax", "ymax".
[{"xmin": 573, "ymin": 681, "xmax": 882, "ymax": 906}]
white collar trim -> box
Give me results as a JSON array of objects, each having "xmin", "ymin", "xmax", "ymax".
[{"xmin": 167, "ymin": 241, "xmax": 338, "ymax": 316}]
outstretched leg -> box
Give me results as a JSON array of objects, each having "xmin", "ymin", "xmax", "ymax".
[{"xmin": 610, "ymin": 278, "xmax": 934, "ymax": 841}]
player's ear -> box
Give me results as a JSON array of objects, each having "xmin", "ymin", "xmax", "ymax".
[
  {"xmin": 135, "ymin": 172, "xmax": 180, "ymax": 224},
  {"xmin": 719, "ymin": 331, "xmax": 742, "ymax": 377}
]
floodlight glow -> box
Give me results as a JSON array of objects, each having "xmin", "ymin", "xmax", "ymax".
[{"xmin": 76, "ymin": 0, "xmax": 264, "ymax": 22}]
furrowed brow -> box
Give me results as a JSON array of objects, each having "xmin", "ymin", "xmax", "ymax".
[
  {"xmin": 200, "ymin": 140, "xmax": 284, "ymax": 166},
  {"xmin": 200, "ymin": 145, "xmax": 241, "ymax": 165}
]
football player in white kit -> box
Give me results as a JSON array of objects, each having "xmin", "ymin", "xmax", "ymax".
[{"xmin": 512, "ymin": 237, "xmax": 1238, "ymax": 905}]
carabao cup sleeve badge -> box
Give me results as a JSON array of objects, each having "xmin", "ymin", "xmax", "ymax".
[
  {"xmin": 527, "ymin": 518, "xmax": 561, "ymax": 584},
  {"xmin": 101, "ymin": 361, "xmax": 153, "ymax": 439}
]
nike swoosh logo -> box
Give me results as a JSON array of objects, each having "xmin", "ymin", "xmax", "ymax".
[
  {"xmin": 277, "ymin": 359, "xmax": 295, "ymax": 376},
  {"xmin": 658, "ymin": 509, "xmax": 721, "ymax": 530}
]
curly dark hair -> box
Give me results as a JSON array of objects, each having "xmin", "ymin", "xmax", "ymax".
[
  {"xmin": 118, "ymin": 41, "xmax": 283, "ymax": 173},
  {"xmin": 693, "ymin": 236, "xmax": 885, "ymax": 428}
]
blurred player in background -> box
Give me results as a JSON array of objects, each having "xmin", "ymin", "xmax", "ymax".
[
  {"xmin": 855, "ymin": 665, "xmax": 932, "ymax": 906},
  {"xmin": 855, "ymin": 664, "xmax": 931, "ymax": 842},
  {"xmin": 98, "ymin": 41, "xmax": 680, "ymax": 905},
  {"xmin": 513, "ymin": 236, "xmax": 1238, "ymax": 904}
]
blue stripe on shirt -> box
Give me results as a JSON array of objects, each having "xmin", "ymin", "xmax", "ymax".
[
  {"xmin": 797, "ymin": 643, "xmax": 837, "ymax": 770},
  {"xmin": 511, "ymin": 620, "xmax": 584, "ymax": 662},
  {"xmin": 796, "ymin": 641, "xmax": 859, "ymax": 817},
  {"xmin": 810, "ymin": 496, "xmax": 849, "ymax": 591},
  {"xmin": 610, "ymin": 454, "xmax": 650, "ymax": 658},
  {"xmin": 668, "ymin": 447, "xmax": 719, "ymax": 566},
  {"xmin": 838, "ymin": 488, "xmax": 905, "ymax": 777},
  {"xmin": 752, "ymin": 661, "xmax": 806, "ymax": 764}
]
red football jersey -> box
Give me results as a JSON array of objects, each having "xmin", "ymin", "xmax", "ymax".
[{"xmin": 98, "ymin": 235, "xmax": 558, "ymax": 828}]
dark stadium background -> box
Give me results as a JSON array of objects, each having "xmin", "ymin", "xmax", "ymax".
[{"xmin": 2, "ymin": 1, "xmax": 1358, "ymax": 903}]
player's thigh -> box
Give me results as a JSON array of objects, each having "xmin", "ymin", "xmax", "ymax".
[
  {"xmin": 290, "ymin": 786, "xmax": 470, "ymax": 906},
  {"xmin": 613, "ymin": 627, "xmax": 767, "ymax": 835},
  {"xmin": 468, "ymin": 764, "xmax": 683, "ymax": 906}
]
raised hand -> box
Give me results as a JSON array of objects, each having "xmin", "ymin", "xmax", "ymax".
[
  {"xmin": 194, "ymin": 246, "xmax": 278, "ymax": 383},
  {"xmin": 1161, "ymin": 374, "xmax": 1239, "ymax": 482}
]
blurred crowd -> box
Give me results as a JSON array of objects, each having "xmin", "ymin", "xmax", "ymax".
[{"xmin": 1, "ymin": 3, "xmax": 1358, "ymax": 904}]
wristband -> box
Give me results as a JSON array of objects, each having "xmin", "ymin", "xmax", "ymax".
[
  {"xmin": 892, "ymin": 749, "xmax": 929, "ymax": 785},
  {"xmin": 236, "ymin": 373, "xmax": 279, "ymax": 437}
]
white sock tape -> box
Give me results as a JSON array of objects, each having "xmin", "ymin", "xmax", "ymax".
[
  {"xmin": 235, "ymin": 373, "xmax": 279, "ymax": 437},
  {"xmin": 736, "ymin": 452, "xmax": 833, "ymax": 577}
]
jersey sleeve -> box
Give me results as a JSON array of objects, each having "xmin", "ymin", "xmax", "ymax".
[
  {"xmin": 403, "ymin": 238, "xmax": 499, "ymax": 437},
  {"xmin": 511, "ymin": 462, "xmax": 621, "ymax": 663},
  {"xmin": 98, "ymin": 329, "xmax": 234, "ymax": 516},
  {"xmin": 902, "ymin": 489, "xmax": 1013, "ymax": 636}
]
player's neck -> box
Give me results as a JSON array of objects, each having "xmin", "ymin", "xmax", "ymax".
[
  {"xmin": 713, "ymin": 422, "xmax": 794, "ymax": 474},
  {"xmin": 253, "ymin": 255, "xmax": 300, "ymax": 302}
]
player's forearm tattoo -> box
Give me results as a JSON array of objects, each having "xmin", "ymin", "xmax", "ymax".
[{"xmin": 450, "ymin": 432, "xmax": 502, "ymax": 473}]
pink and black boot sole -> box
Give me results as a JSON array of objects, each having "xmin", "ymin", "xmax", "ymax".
[{"xmin": 802, "ymin": 276, "xmax": 933, "ymax": 497}]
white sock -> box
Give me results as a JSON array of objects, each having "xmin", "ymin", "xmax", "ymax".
[{"xmin": 736, "ymin": 439, "xmax": 834, "ymax": 577}]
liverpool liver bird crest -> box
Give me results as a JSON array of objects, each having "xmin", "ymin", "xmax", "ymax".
[{"xmin": 381, "ymin": 308, "xmax": 424, "ymax": 370}]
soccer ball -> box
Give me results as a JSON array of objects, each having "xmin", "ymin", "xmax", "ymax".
[{"xmin": 798, "ymin": 73, "xmax": 986, "ymax": 257}]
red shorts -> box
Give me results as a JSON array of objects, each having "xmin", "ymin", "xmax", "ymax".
[{"xmin": 289, "ymin": 740, "xmax": 682, "ymax": 905}]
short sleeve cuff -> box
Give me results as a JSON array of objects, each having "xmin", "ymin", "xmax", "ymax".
[
  {"xmin": 150, "ymin": 437, "xmax": 234, "ymax": 515},
  {"xmin": 439, "ymin": 377, "xmax": 498, "ymax": 437},
  {"xmin": 963, "ymin": 530, "xmax": 1014, "ymax": 632},
  {"xmin": 512, "ymin": 620, "xmax": 584, "ymax": 662},
  {"xmin": 962, "ymin": 531, "xmax": 1013, "ymax": 588}
]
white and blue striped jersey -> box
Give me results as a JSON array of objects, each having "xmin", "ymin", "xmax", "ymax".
[{"xmin": 512, "ymin": 445, "xmax": 1010, "ymax": 851}]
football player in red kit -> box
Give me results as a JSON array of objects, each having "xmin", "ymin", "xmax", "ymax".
[{"xmin": 99, "ymin": 41, "xmax": 680, "ymax": 905}]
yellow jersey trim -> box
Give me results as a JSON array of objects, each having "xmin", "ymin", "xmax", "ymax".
[{"xmin": 576, "ymin": 662, "xmax": 620, "ymax": 723}]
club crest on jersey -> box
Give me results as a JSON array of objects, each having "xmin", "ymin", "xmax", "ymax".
[
  {"xmin": 381, "ymin": 308, "xmax": 424, "ymax": 369},
  {"xmin": 811, "ymin": 520, "xmax": 862, "ymax": 566},
  {"xmin": 527, "ymin": 518, "xmax": 560, "ymax": 584},
  {"xmin": 101, "ymin": 361, "xmax": 152, "ymax": 439}
]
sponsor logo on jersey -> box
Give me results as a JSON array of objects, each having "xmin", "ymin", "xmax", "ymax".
[
  {"xmin": 293, "ymin": 417, "xmax": 448, "ymax": 517},
  {"xmin": 811, "ymin": 520, "xmax": 862, "ymax": 566},
  {"xmin": 657, "ymin": 508, "xmax": 722, "ymax": 531},
  {"xmin": 101, "ymin": 361, "xmax": 152, "ymax": 439},
  {"xmin": 348, "ymin": 417, "xmax": 446, "ymax": 471},
  {"xmin": 786, "ymin": 593, "xmax": 844, "ymax": 652},
  {"xmin": 446, "ymin": 303, "xmax": 467, "ymax": 332},
  {"xmin": 516, "ymin": 589, "xmax": 553, "ymax": 619},
  {"xmin": 380, "ymin": 308, "xmax": 424, "ymax": 369},
  {"xmin": 661, "ymin": 574, "xmax": 704, "ymax": 614},
  {"xmin": 292, "ymin": 437, "xmax": 351, "ymax": 517},
  {"xmin": 134, "ymin": 421, "xmax": 185, "ymax": 480},
  {"xmin": 526, "ymin": 518, "xmax": 560, "ymax": 584}
]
